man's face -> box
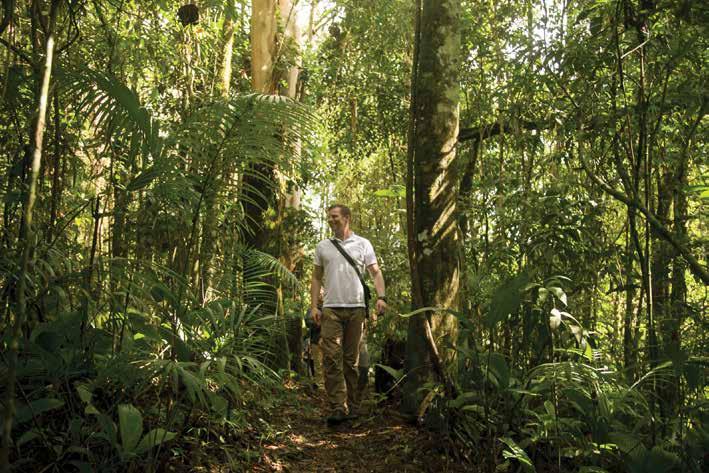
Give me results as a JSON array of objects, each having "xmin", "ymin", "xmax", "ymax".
[{"xmin": 327, "ymin": 207, "xmax": 349, "ymax": 233}]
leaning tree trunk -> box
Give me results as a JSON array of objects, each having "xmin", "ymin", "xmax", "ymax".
[{"xmin": 402, "ymin": 0, "xmax": 462, "ymax": 416}]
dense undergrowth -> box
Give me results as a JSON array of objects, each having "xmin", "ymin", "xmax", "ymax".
[
  {"xmin": 0, "ymin": 253, "xmax": 291, "ymax": 472},
  {"xmin": 402, "ymin": 277, "xmax": 708, "ymax": 473},
  {"xmin": 2, "ymin": 264, "xmax": 707, "ymax": 472},
  {"xmin": 1, "ymin": 2, "xmax": 707, "ymax": 472}
]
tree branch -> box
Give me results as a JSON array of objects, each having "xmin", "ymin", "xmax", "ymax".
[
  {"xmin": 578, "ymin": 152, "xmax": 709, "ymax": 285},
  {"xmin": 458, "ymin": 119, "xmax": 546, "ymax": 143}
]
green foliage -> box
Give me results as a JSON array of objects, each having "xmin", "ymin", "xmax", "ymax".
[
  {"xmin": 500, "ymin": 436, "xmax": 536, "ymax": 473},
  {"xmin": 1, "ymin": 0, "xmax": 706, "ymax": 471}
]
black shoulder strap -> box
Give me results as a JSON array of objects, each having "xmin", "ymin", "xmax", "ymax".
[
  {"xmin": 330, "ymin": 239, "xmax": 371, "ymax": 315},
  {"xmin": 330, "ymin": 239, "xmax": 364, "ymax": 281}
]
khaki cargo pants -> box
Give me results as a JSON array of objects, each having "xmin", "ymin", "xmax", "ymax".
[{"xmin": 321, "ymin": 307, "xmax": 366, "ymax": 414}]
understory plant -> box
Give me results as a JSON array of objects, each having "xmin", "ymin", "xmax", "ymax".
[{"xmin": 429, "ymin": 276, "xmax": 706, "ymax": 473}]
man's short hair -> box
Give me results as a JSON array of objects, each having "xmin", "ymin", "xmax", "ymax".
[{"xmin": 327, "ymin": 204, "xmax": 351, "ymax": 219}]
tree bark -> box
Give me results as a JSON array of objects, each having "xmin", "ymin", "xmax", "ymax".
[
  {"xmin": 220, "ymin": 0, "xmax": 236, "ymax": 96},
  {"xmin": 403, "ymin": 0, "xmax": 462, "ymax": 416},
  {"xmin": 251, "ymin": 0, "xmax": 277, "ymax": 94}
]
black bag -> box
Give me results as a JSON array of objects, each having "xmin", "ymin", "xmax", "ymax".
[{"xmin": 330, "ymin": 239, "xmax": 372, "ymax": 316}]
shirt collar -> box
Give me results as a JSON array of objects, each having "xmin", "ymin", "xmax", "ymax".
[{"xmin": 333, "ymin": 232, "xmax": 356, "ymax": 243}]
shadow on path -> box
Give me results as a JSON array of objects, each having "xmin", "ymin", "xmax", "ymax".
[{"xmin": 253, "ymin": 383, "xmax": 466, "ymax": 473}]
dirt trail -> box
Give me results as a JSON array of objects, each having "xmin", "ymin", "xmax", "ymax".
[{"xmin": 252, "ymin": 383, "xmax": 466, "ymax": 473}]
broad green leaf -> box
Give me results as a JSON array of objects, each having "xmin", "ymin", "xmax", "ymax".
[
  {"xmin": 118, "ymin": 404, "xmax": 143, "ymax": 454},
  {"xmin": 544, "ymin": 400, "xmax": 556, "ymax": 417},
  {"xmin": 488, "ymin": 352, "xmax": 510, "ymax": 389},
  {"xmin": 17, "ymin": 430, "xmax": 41, "ymax": 447},
  {"xmin": 374, "ymin": 185, "xmax": 405, "ymax": 198},
  {"xmin": 15, "ymin": 398, "xmax": 65, "ymax": 425},
  {"xmin": 486, "ymin": 273, "xmax": 529, "ymax": 328},
  {"xmin": 135, "ymin": 429, "xmax": 177, "ymax": 455},
  {"xmin": 547, "ymin": 286, "xmax": 567, "ymax": 306},
  {"xmin": 461, "ymin": 404, "xmax": 485, "ymax": 415},
  {"xmin": 499, "ymin": 437, "xmax": 536, "ymax": 473},
  {"xmin": 35, "ymin": 330, "xmax": 62, "ymax": 353},
  {"xmin": 75, "ymin": 384, "xmax": 93, "ymax": 404},
  {"xmin": 374, "ymin": 363, "xmax": 403, "ymax": 381},
  {"xmin": 448, "ymin": 391, "xmax": 478, "ymax": 409},
  {"xmin": 583, "ymin": 342, "xmax": 593, "ymax": 362}
]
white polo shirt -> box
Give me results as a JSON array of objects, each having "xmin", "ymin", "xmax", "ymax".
[{"xmin": 314, "ymin": 233, "xmax": 377, "ymax": 308}]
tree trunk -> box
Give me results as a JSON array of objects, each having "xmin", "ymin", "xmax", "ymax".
[
  {"xmin": 242, "ymin": 0, "xmax": 279, "ymax": 250},
  {"xmin": 47, "ymin": 90, "xmax": 63, "ymax": 242},
  {"xmin": 403, "ymin": 0, "xmax": 461, "ymax": 416},
  {"xmin": 245, "ymin": 0, "xmax": 301, "ymax": 371},
  {"xmin": 623, "ymin": 217, "xmax": 637, "ymax": 383},
  {"xmin": 1, "ymin": 31, "xmax": 55, "ymax": 473},
  {"xmin": 221, "ymin": 0, "xmax": 236, "ymax": 96},
  {"xmin": 251, "ymin": 0, "xmax": 277, "ymax": 94}
]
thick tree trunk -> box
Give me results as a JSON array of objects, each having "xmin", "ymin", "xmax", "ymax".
[
  {"xmin": 242, "ymin": 0, "xmax": 278, "ymax": 250},
  {"xmin": 402, "ymin": 0, "xmax": 461, "ymax": 416},
  {"xmin": 245, "ymin": 0, "xmax": 301, "ymax": 371},
  {"xmin": 251, "ymin": 0, "xmax": 277, "ymax": 94}
]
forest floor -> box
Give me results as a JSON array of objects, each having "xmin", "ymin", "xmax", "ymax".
[{"xmin": 249, "ymin": 381, "xmax": 466, "ymax": 473}]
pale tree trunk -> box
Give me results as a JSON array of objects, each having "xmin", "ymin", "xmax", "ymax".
[
  {"xmin": 276, "ymin": 0, "xmax": 306, "ymax": 373},
  {"xmin": 403, "ymin": 0, "xmax": 461, "ymax": 416},
  {"xmin": 221, "ymin": 0, "xmax": 236, "ymax": 96},
  {"xmin": 244, "ymin": 0, "xmax": 301, "ymax": 252},
  {"xmin": 662, "ymin": 159, "xmax": 687, "ymax": 420},
  {"xmin": 246, "ymin": 0, "xmax": 304, "ymax": 370},
  {"xmin": 251, "ymin": 0, "xmax": 277, "ymax": 94},
  {"xmin": 242, "ymin": 0, "xmax": 278, "ymax": 251}
]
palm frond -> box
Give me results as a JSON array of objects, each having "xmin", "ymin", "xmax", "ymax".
[{"xmin": 60, "ymin": 67, "xmax": 162, "ymax": 161}]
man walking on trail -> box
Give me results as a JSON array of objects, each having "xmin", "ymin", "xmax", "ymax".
[{"xmin": 311, "ymin": 204, "xmax": 387, "ymax": 425}]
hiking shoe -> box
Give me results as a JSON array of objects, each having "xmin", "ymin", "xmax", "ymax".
[{"xmin": 326, "ymin": 410, "xmax": 347, "ymax": 426}]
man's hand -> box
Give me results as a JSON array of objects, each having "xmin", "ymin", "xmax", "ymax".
[
  {"xmin": 312, "ymin": 307, "xmax": 322, "ymax": 326},
  {"xmin": 375, "ymin": 298, "xmax": 387, "ymax": 316}
]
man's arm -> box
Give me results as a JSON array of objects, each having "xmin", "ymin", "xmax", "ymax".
[
  {"xmin": 311, "ymin": 265, "xmax": 324, "ymax": 325},
  {"xmin": 367, "ymin": 263, "xmax": 387, "ymax": 314}
]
